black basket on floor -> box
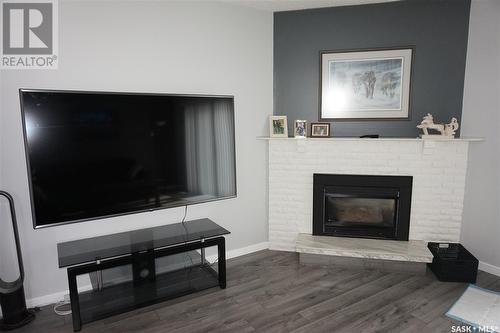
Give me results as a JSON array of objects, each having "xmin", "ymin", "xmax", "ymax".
[{"xmin": 427, "ymin": 243, "xmax": 478, "ymax": 283}]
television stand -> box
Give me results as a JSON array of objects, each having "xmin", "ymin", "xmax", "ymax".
[{"xmin": 57, "ymin": 219, "xmax": 229, "ymax": 332}]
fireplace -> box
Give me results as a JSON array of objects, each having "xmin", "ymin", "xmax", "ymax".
[{"xmin": 313, "ymin": 174, "xmax": 412, "ymax": 241}]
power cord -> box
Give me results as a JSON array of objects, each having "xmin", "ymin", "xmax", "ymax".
[
  {"xmin": 180, "ymin": 205, "xmax": 194, "ymax": 288},
  {"xmin": 53, "ymin": 300, "xmax": 71, "ymax": 316},
  {"xmin": 210, "ymin": 258, "xmax": 219, "ymax": 268},
  {"xmin": 180, "ymin": 204, "xmax": 191, "ymax": 257},
  {"xmin": 180, "ymin": 205, "xmax": 217, "ymax": 268},
  {"xmin": 181, "ymin": 204, "xmax": 188, "ymax": 224}
]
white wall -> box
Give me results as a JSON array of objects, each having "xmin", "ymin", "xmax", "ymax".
[
  {"xmin": 0, "ymin": 0, "xmax": 272, "ymax": 304},
  {"xmin": 0, "ymin": 47, "xmax": 21, "ymax": 289},
  {"xmin": 461, "ymin": 0, "xmax": 500, "ymax": 274}
]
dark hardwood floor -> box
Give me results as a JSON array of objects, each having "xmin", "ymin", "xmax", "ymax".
[{"xmin": 15, "ymin": 250, "xmax": 500, "ymax": 333}]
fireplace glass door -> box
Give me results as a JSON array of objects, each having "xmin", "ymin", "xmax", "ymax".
[{"xmin": 322, "ymin": 186, "xmax": 400, "ymax": 239}]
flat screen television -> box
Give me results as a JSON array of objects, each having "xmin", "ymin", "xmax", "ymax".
[{"xmin": 20, "ymin": 89, "xmax": 236, "ymax": 228}]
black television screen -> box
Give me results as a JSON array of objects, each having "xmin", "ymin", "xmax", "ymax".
[{"xmin": 20, "ymin": 89, "xmax": 236, "ymax": 228}]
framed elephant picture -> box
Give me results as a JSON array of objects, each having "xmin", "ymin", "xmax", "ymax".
[{"xmin": 320, "ymin": 47, "xmax": 414, "ymax": 120}]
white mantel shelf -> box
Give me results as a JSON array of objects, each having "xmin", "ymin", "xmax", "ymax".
[{"xmin": 257, "ymin": 136, "xmax": 484, "ymax": 142}]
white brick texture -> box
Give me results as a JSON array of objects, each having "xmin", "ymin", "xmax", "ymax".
[{"xmin": 268, "ymin": 139, "xmax": 470, "ymax": 251}]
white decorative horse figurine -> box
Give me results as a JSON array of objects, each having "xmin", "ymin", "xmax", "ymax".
[{"xmin": 417, "ymin": 113, "xmax": 459, "ymax": 138}]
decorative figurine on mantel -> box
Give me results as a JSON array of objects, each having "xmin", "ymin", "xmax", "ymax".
[{"xmin": 417, "ymin": 113, "xmax": 459, "ymax": 139}]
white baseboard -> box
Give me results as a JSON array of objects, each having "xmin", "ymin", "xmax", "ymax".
[
  {"xmin": 226, "ymin": 241, "xmax": 269, "ymax": 259},
  {"xmin": 27, "ymin": 285, "xmax": 93, "ymax": 309},
  {"xmin": 268, "ymin": 244, "xmax": 295, "ymax": 252},
  {"xmin": 26, "ymin": 241, "xmax": 269, "ymax": 309},
  {"xmin": 206, "ymin": 241, "xmax": 269, "ymax": 262},
  {"xmin": 479, "ymin": 261, "xmax": 500, "ymax": 277}
]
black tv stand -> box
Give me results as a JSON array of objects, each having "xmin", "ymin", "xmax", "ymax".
[{"xmin": 57, "ymin": 219, "xmax": 229, "ymax": 332}]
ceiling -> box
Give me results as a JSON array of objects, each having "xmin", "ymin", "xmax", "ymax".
[
  {"xmin": 63, "ymin": 0, "xmax": 399, "ymax": 12},
  {"xmin": 219, "ymin": 0, "xmax": 399, "ymax": 12}
]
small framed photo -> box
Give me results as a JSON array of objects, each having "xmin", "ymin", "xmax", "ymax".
[
  {"xmin": 269, "ymin": 115, "xmax": 288, "ymax": 138},
  {"xmin": 310, "ymin": 122, "xmax": 331, "ymax": 138},
  {"xmin": 294, "ymin": 120, "xmax": 307, "ymax": 138}
]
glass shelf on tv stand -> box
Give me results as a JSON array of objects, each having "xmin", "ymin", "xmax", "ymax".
[{"xmin": 57, "ymin": 218, "xmax": 229, "ymax": 332}]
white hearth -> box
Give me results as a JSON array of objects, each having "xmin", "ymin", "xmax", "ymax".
[
  {"xmin": 264, "ymin": 137, "xmax": 482, "ymax": 252},
  {"xmin": 296, "ymin": 234, "xmax": 433, "ymax": 263}
]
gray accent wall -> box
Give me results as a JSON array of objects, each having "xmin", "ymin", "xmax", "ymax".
[{"xmin": 274, "ymin": 0, "xmax": 471, "ymax": 137}]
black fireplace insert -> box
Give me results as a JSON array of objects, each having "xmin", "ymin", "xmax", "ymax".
[{"xmin": 313, "ymin": 174, "xmax": 412, "ymax": 241}]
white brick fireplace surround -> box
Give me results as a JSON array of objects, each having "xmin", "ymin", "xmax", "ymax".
[{"xmin": 265, "ymin": 138, "xmax": 482, "ymax": 251}]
